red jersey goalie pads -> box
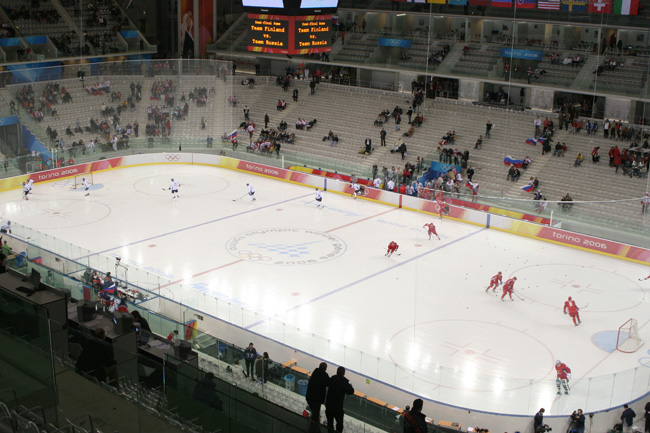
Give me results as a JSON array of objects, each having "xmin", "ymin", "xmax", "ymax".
[
  {"xmin": 555, "ymin": 360, "xmax": 571, "ymax": 395},
  {"xmin": 386, "ymin": 241, "xmax": 399, "ymax": 257}
]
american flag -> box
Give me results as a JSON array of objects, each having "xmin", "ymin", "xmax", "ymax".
[{"xmin": 538, "ymin": 0, "xmax": 560, "ymax": 8}]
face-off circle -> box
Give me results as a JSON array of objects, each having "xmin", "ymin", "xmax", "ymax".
[{"xmin": 226, "ymin": 228, "xmax": 346, "ymax": 266}]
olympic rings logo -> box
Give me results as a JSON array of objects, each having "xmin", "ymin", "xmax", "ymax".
[
  {"xmin": 237, "ymin": 250, "xmax": 272, "ymax": 261},
  {"xmin": 165, "ymin": 154, "xmax": 181, "ymax": 161}
]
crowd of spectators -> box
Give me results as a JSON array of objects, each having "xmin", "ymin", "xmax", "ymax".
[
  {"xmin": 4, "ymin": 3, "xmax": 60, "ymax": 23},
  {"xmin": 151, "ymin": 80, "xmax": 174, "ymax": 100}
]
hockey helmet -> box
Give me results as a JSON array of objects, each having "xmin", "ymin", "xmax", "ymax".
[
  {"xmin": 498, "ymin": 271, "xmax": 502, "ymax": 275},
  {"xmin": 568, "ymin": 296, "xmax": 572, "ymax": 301},
  {"xmin": 513, "ymin": 277, "xmax": 517, "ymax": 280},
  {"xmin": 556, "ymin": 360, "xmax": 561, "ymax": 365},
  {"xmin": 171, "ymin": 178, "xmax": 174, "ymax": 181}
]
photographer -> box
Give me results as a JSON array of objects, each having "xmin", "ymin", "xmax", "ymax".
[
  {"xmin": 569, "ymin": 409, "xmax": 585, "ymax": 433},
  {"xmin": 534, "ymin": 408, "xmax": 545, "ymax": 432}
]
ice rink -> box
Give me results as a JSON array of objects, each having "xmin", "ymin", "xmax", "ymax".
[{"xmin": 2, "ymin": 164, "xmax": 650, "ymax": 416}]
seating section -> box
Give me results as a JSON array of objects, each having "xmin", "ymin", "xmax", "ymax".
[
  {"xmin": 398, "ymin": 38, "xmax": 445, "ymax": 70},
  {"xmin": 594, "ymin": 57, "xmax": 647, "ymax": 91},
  {"xmin": 336, "ymin": 33, "xmax": 377, "ymax": 62},
  {"xmin": 453, "ymin": 44, "xmax": 500, "ymax": 76}
]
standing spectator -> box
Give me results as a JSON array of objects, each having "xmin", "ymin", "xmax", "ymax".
[
  {"xmin": 244, "ymin": 342, "xmax": 257, "ymax": 379},
  {"xmin": 466, "ymin": 166, "xmax": 475, "ymax": 182},
  {"xmin": 192, "ymin": 372, "xmax": 223, "ymax": 411},
  {"xmin": 644, "ymin": 401, "xmax": 650, "ymax": 433},
  {"xmin": 293, "ymin": 88, "xmax": 299, "ymax": 102},
  {"xmin": 621, "ymin": 404, "xmax": 636, "ymax": 433},
  {"xmin": 534, "ymin": 116, "xmax": 542, "ymax": 138},
  {"xmin": 380, "ymin": 128, "xmax": 387, "ymax": 146},
  {"xmin": 325, "ymin": 366, "xmax": 354, "ymax": 432},
  {"xmin": 255, "ymin": 352, "xmax": 270, "ymax": 383},
  {"xmin": 641, "ymin": 192, "xmax": 650, "ymax": 214},
  {"xmin": 406, "ymin": 106, "xmax": 413, "ymax": 124},
  {"xmin": 264, "ymin": 113, "xmax": 269, "ymax": 128},
  {"xmin": 485, "ymin": 120, "xmax": 492, "ymax": 139},
  {"xmin": 534, "ymin": 408, "xmax": 545, "ymax": 432},
  {"xmin": 244, "ymin": 105, "xmax": 250, "ymax": 121},
  {"xmin": 310, "ymin": 80, "xmax": 316, "ymax": 95},
  {"xmin": 306, "ymin": 362, "xmax": 329, "ymax": 433},
  {"xmin": 403, "ymin": 398, "xmax": 428, "ymax": 433}
]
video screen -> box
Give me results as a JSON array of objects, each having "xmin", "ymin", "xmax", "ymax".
[
  {"xmin": 300, "ymin": 0, "xmax": 339, "ymax": 7},
  {"xmin": 242, "ymin": 0, "xmax": 285, "ymax": 7}
]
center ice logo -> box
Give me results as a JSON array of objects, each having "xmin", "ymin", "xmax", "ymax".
[{"xmin": 226, "ymin": 228, "xmax": 346, "ymax": 265}]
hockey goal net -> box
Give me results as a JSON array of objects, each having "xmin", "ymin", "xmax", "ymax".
[
  {"xmin": 72, "ymin": 173, "xmax": 94, "ymax": 189},
  {"xmin": 616, "ymin": 318, "xmax": 644, "ymax": 353}
]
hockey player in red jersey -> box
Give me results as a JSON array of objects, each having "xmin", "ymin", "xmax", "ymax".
[
  {"xmin": 501, "ymin": 276, "xmax": 517, "ymax": 301},
  {"xmin": 555, "ymin": 360, "xmax": 571, "ymax": 395},
  {"xmin": 423, "ymin": 223, "xmax": 440, "ymax": 240},
  {"xmin": 485, "ymin": 271, "xmax": 503, "ymax": 293},
  {"xmin": 385, "ymin": 241, "xmax": 399, "ymax": 257},
  {"xmin": 434, "ymin": 191, "xmax": 449, "ymax": 219},
  {"xmin": 563, "ymin": 296, "xmax": 581, "ymax": 326}
]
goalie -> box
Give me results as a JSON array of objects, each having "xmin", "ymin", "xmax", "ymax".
[{"xmin": 555, "ymin": 360, "xmax": 571, "ymax": 395}]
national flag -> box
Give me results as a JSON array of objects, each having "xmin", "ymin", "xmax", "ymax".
[
  {"xmin": 614, "ymin": 0, "xmax": 638, "ymax": 14},
  {"xmin": 227, "ymin": 130, "xmax": 237, "ymax": 138},
  {"xmin": 427, "ymin": 0, "xmax": 447, "ymax": 3},
  {"xmin": 515, "ymin": 0, "xmax": 536, "ymax": 8},
  {"xmin": 449, "ymin": 0, "xmax": 468, "ymax": 4},
  {"xmin": 185, "ymin": 320, "xmax": 198, "ymax": 340},
  {"xmin": 537, "ymin": 137, "xmax": 547, "ymax": 144},
  {"xmin": 526, "ymin": 138, "xmax": 537, "ymax": 145},
  {"xmin": 504, "ymin": 156, "xmax": 524, "ymax": 167},
  {"xmin": 588, "ymin": 0, "xmax": 611, "ymax": 12},
  {"xmin": 562, "ymin": 0, "xmax": 586, "ymax": 11},
  {"xmin": 469, "ymin": 0, "xmax": 490, "ymax": 5},
  {"xmin": 465, "ymin": 181, "xmax": 479, "ymax": 193},
  {"xmin": 538, "ymin": 0, "xmax": 560, "ymax": 8},
  {"xmin": 522, "ymin": 183, "xmax": 534, "ymax": 192},
  {"xmin": 492, "ymin": 0, "xmax": 512, "ymax": 6}
]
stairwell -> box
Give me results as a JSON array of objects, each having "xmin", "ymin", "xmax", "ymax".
[
  {"xmin": 570, "ymin": 55, "xmax": 600, "ymax": 91},
  {"xmin": 435, "ymin": 43, "xmax": 466, "ymax": 75},
  {"xmin": 50, "ymin": 0, "xmax": 82, "ymax": 35}
]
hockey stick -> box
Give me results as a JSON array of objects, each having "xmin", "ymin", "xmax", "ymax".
[
  {"xmin": 304, "ymin": 199, "xmax": 316, "ymax": 205},
  {"xmin": 162, "ymin": 188, "xmax": 168, "ymax": 191},
  {"xmin": 513, "ymin": 290, "xmax": 525, "ymax": 301},
  {"xmin": 578, "ymin": 303, "xmax": 588, "ymax": 309},
  {"xmin": 232, "ymin": 194, "xmax": 248, "ymax": 202}
]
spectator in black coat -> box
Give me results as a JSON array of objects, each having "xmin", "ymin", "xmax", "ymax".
[
  {"xmin": 325, "ymin": 366, "xmax": 354, "ymax": 432},
  {"xmin": 131, "ymin": 311, "xmax": 151, "ymax": 332},
  {"xmin": 534, "ymin": 408, "xmax": 545, "ymax": 432},
  {"xmin": 306, "ymin": 362, "xmax": 329, "ymax": 432},
  {"xmin": 403, "ymin": 398, "xmax": 428, "ymax": 433}
]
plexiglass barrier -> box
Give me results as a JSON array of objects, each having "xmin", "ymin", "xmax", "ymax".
[{"xmin": 3, "ymin": 223, "xmax": 650, "ymax": 418}]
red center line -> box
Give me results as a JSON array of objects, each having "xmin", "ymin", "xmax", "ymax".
[
  {"xmin": 158, "ymin": 259, "xmax": 243, "ymax": 290},
  {"xmin": 161, "ymin": 208, "xmax": 399, "ymax": 288},
  {"xmin": 325, "ymin": 208, "xmax": 399, "ymax": 233}
]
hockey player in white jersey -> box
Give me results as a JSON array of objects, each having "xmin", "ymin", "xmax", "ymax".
[
  {"xmin": 169, "ymin": 178, "xmax": 180, "ymax": 198},
  {"xmin": 27, "ymin": 179, "xmax": 34, "ymax": 196},
  {"xmin": 82, "ymin": 178, "xmax": 90, "ymax": 196},
  {"xmin": 247, "ymin": 183, "xmax": 256, "ymax": 201},
  {"xmin": 315, "ymin": 188, "xmax": 323, "ymax": 208},
  {"xmin": 21, "ymin": 182, "xmax": 30, "ymax": 200}
]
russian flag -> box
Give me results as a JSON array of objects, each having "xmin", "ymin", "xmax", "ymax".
[
  {"xmin": 537, "ymin": 137, "xmax": 547, "ymax": 144},
  {"xmin": 227, "ymin": 130, "xmax": 237, "ymax": 138},
  {"xmin": 504, "ymin": 156, "xmax": 524, "ymax": 167},
  {"xmin": 522, "ymin": 183, "xmax": 534, "ymax": 192},
  {"xmin": 492, "ymin": 0, "xmax": 512, "ymax": 6},
  {"xmin": 515, "ymin": 0, "xmax": 536, "ymax": 7},
  {"xmin": 525, "ymin": 138, "xmax": 537, "ymax": 146},
  {"xmin": 465, "ymin": 181, "xmax": 479, "ymax": 193}
]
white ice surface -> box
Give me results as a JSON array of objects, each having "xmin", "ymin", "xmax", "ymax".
[{"xmin": 3, "ymin": 164, "xmax": 650, "ymax": 416}]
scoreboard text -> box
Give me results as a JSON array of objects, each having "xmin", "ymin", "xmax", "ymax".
[
  {"xmin": 294, "ymin": 17, "xmax": 331, "ymax": 51},
  {"xmin": 247, "ymin": 14, "xmax": 332, "ymax": 54}
]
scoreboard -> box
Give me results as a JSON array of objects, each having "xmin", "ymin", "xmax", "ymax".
[
  {"xmin": 247, "ymin": 14, "xmax": 332, "ymax": 54},
  {"xmin": 294, "ymin": 16, "xmax": 331, "ymax": 52}
]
